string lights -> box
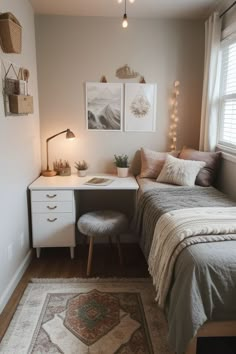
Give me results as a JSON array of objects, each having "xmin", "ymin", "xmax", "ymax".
[{"xmin": 169, "ymin": 80, "xmax": 180, "ymax": 151}]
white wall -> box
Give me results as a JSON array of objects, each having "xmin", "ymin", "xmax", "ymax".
[
  {"xmin": 35, "ymin": 16, "xmax": 204, "ymax": 174},
  {"xmin": 0, "ymin": 0, "xmax": 40, "ymax": 312}
]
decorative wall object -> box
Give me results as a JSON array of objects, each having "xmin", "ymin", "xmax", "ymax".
[
  {"xmin": 0, "ymin": 12, "xmax": 22, "ymax": 53},
  {"xmin": 139, "ymin": 76, "xmax": 146, "ymax": 83},
  {"xmin": 86, "ymin": 82, "xmax": 123, "ymax": 131},
  {"xmin": 169, "ymin": 80, "xmax": 180, "ymax": 151},
  {"xmin": 116, "ymin": 64, "xmax": 139, "ymax": 79},
  {"xmin": 100, "ymin": 75, "xmax": 107, "ymax": 83},
  {"xmin": 124, "ymin": 83, "xmax": 157, "ymax": 132},
  {"xmin": 2, "ymin": 62, "xmax": 34, "ymax": 115}
]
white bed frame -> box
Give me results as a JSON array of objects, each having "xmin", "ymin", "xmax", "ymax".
[{"xmin": 185, "ymin": 321, "xmax": 236, "ymax": 354}]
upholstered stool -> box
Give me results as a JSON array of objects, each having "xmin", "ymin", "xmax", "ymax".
[{"xmin": 77, "ymin": 210, "xmax": 128, "ymax": 276}]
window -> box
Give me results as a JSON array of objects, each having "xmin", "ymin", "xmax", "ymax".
[{"xmin": 218, "ymin": 36, "xmax": 236, "ymax": 150}]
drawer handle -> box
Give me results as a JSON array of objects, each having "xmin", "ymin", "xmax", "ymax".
[
  {"xmin": 47, "ymin": 205, "xmax": 57, "ymax": 210},
  {"xmin": 47, "ymin": 218, "xmax": 57, "ymax": 222},
  {"xmin": 46, "ymin": 194, "xmax": 57, "ymax": 199}
]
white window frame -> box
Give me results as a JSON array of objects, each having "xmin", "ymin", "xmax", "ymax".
[{"xmin": 217, "ymin": 34, "xmax": 236, "ymax": 156}]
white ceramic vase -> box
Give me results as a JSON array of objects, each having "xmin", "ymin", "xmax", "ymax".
[
  {"xmin": 78, "ymin": 170, "xmax": 87, "ymax": 177},
  {"xmin": 117, "ymin": 167, "xmax": 129, "ymax": 178}
]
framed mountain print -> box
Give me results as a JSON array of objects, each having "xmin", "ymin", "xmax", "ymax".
[{"xmin": 86, "ymin": 82, "xmax": 123, "ymax": 131}]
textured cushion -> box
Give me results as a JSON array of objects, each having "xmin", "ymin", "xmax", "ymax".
[
  {"xmin": 77, "ymin": 210, "xmax": 128, "ymax": 237},
  {"xmin": 157, "ymin": 154, "xmax": 206, "ymax": 186},
  {"xmin": 140, "ymin": 148, "xmax": 179, "ymax": 178},
  {"xmin": 179, "ymin": 147, "xmax": 221, "ymax": 187}
]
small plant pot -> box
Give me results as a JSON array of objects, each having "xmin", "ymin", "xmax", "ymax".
[
  {"xmin": 58, "ymin": 167, "xmax": 71, "ymax": 176},
  {"xmin": 117, "ymin": 167, "xmax": 129, "ymax": 178},
  {"xmin": 77, "ymin": 170, "xmax": 87, "ymax": 177}
]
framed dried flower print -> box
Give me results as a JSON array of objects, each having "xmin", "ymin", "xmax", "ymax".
[{"xmin": 124, "ymin": 83, "xmax": 157, "ymax": 132}]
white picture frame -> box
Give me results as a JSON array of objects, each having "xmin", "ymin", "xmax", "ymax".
[
  {"xmin": 124, "ymin": 83, "xmax": 157, "ymax": 132},
  {"xmin": 86, "ymin": 82, "xmax": 123, "ymax": 131}
]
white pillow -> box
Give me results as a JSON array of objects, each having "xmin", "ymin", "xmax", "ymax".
[{"xmin": 157, "ymin": 154, "xmax": 206, "ymax": 186}]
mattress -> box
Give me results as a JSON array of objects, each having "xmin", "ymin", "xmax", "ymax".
[{"xmin": 134, "ymin": 179, "xmax": 236, "ymax": 353}]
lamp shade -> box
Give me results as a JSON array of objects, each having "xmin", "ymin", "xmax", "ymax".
[{"xmin": 66, "ymin": 129, "xmax": 75, "ymax": 140}]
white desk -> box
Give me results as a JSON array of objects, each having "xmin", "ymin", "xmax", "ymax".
[{"xmin": 29, "ymin": 174, "xmax": 139, "ymax": 258}]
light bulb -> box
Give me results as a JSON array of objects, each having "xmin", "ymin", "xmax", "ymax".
[
  {"xmin": 122, "ymin": 14, "xmax": 128, "ymax": 28},
  {"xmin": 129, "ymin": 0, "xmax": 135, "ymax": 3}
]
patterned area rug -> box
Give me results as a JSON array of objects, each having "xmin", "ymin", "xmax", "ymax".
[{"xmin": 0, "ymin": 279, "xmax": 173, "ymax": 354}]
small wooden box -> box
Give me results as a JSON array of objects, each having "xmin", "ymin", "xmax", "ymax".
[{"xmin": 9, "ymin": 95, "xmax": 33, "ymax": 114}]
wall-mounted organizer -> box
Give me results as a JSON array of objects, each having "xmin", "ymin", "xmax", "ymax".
[
  {"xmin": 0, "ymin": 12, "xmax": 22, "ymax": 53},
  {"xmin": 2, "ymin": 62, "xmax": 33, "ymax": 116}
]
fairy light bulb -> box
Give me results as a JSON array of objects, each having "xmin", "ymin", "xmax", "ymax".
[
  {"xmin": 122, "ymin": 14, "xmax": 128, "ymax": 28},
  {"xmin": 122, "ymin": 0, "xmax": 128, "ymax": 28}
]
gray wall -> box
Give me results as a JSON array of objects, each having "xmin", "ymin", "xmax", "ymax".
[
  {"xmin": 0, "ymin": 0, "xmax": 41, "ymax": 312},
  {"xmin": 35, "ymin": 16, "xmax": 205, "ymax": 174}
]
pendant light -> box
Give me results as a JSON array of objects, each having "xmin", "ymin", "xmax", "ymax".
[{"xmin": 122, "ymin": 0, "xmax": 128, "ymax": 28}]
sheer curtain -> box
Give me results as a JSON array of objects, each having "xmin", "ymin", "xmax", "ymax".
[{"xmin": 199, "ymin": 12, "xmax": 222, "ymax": 152}]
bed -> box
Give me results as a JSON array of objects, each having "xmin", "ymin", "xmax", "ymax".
[{"xmin": 135, "ymin": 176, "xmax": 236, "ymax": 354}]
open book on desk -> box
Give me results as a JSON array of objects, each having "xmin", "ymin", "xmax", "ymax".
[{"xmin": 84, "ymin": 177, "xmax": 114, "ymax": 186}]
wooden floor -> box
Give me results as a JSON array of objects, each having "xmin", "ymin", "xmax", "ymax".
[
  {"xmin": 0, "ymin": 243, "xmax": 149, "ymax": 342},
  {"xmin": 1, "ymin": 245, "xmax": 234, "ymax": 354}
]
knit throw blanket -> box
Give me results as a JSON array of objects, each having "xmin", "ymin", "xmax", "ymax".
[{"xmin": 148, "ymin": 207, "xmax": 236, "ymax": 309}]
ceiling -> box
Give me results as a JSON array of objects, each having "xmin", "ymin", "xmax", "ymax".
[{"xmin": 30, "ymin": 0, "xmax": 223, "ymax": 19}]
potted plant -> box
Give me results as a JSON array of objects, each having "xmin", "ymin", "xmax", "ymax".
[
  {"xmin": 114, "ymin": 154, "xmax": 129, "ymax": 178},
  {"xmin": 53, "ymin": 159, "xmax": 71, "ymax": 176},
  {"xmin": 75, "ymin": 160, "xmax": 88, "ymax": 177}
]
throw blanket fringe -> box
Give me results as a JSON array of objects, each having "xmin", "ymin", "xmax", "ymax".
[{"xmin": 148, "ymin": 207, "xmax": 236, "ymax": 309}]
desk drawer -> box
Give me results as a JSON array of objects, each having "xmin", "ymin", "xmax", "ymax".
[
  {"xmin": 31, "ymin": 201, "xmax": 73, "ymax": 213},
  {"xmin": 32, "ymin": 213, "xmax": 75, "ymax": 247},
  {"xmin": 31, "ymin": 190, "xmax": 73, "ymax": 202}
]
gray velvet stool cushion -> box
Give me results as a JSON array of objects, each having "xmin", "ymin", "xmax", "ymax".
[{"xmin": 77, "ymin": 210, "xmax": 128, "ymax": 237}]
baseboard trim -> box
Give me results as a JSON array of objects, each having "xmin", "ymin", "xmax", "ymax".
[{"xmin": 0, "ymin": 249, "xmax": 33, "ymax": 314}]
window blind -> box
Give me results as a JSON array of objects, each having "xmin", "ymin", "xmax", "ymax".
[{"xmin": 219, "ymin": 38, "xmax": 236, "ymax": 148}]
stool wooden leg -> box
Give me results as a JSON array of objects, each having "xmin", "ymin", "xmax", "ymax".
[
  {"xmin": 87, "ymin": 237, "xmax": 94, "ymax": 277},
  {"xmin": 116, "ymin": 235, "xmax": 123, "ymax": 265}
]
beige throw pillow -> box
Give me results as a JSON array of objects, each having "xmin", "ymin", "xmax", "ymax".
[
  {"xmin": 140, "ymin": 148, "xmax": 179, "ymax": 178},
  {"xmin": 157, "ymin": 154, "xmax": 206, "ymax": 186}
]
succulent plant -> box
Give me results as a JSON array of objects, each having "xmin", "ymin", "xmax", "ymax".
[
  {"xmin": 74, "ymin": 160, "xmax": 88, "ymax": 171},
  {"xmin": 53, "ymin": 159, "xmax": 70, "ymax": 171}
]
